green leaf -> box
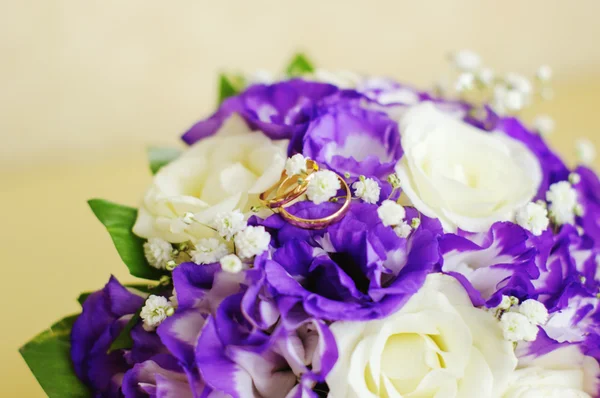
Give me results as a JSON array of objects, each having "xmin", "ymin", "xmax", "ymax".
[
  {"xmin": 88, "ymin": 199, "xmax": 166, "ymax": 280},
  {"xmin": 20, "ymin": 315, "xmax": 91, "ymax": 397},
  {"xmin": 147, "ymin": 147, "xmax": 181, "ymax": 175},
  {"xmin": 285, "ymin": 53, "xmax": 315, "ymax": 77},
  {"xmin": 77, "ymin": 283, "xmax": 156, "ymax": 307},
  {"xmin": 218, "ymin": 73, "xmax": 245, "ymax": 104},
  {"xmin": 108, "ymin": 312, "xmax": 140, "ymax": 353}
]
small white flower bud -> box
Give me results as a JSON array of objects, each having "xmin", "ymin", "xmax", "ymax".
[
  {"xmin": 546, "ymin": 181, "xmax": 579, "ymax": 225},
  {"xmin": 451, "ymin": 50, "xmax": 481, "ymax": 72},
  {"xmin": 144, "ymin": 238, "xmax": 174, "ymax": 269},
  {"xmin": 352, "ymin": 177, "xmax": 380, "ymax": 204},
  {"xmin": 140, "ymin": 295, "xmax": 174, "ymax": 331},
  {"xmin": 575, "ymin": 138, "xmax": 596, "ymax": 165},
  {"xmin": 190, "ymin": 238, "xmax": 229, "ymax": 265},
  {"xmin": 393, "ymin": 222, "xmax": 412, "ymax": 238},
  {"xmin": 377, "ymin": 200, "xmax": 406, "ymax": 227},
  {"xmin": 307, "ymin": 170, "xmax": 341, "ymax": 204},
  {"xmin": 285, "ymin": 154, "xmax": 308, "ymax": 176},
  {"xmin": 518, "ymin": 299, "xmax": 548, "ymax": 326},
  {"xmin": 532, "ymin": 115, "xmax": 555, "ymax": 137},
  {"xmin": 220, "ymin": 254, "xmax": 243, "ymax": 273},
  {"xmin": 410, "ymin": 217, "xmax": 421, "ymax": 229},
  {"xmin": 536, "ymin": 65, "xmax": 552, "ymax": 82},
  {"xmin": 214, "ymin": 210, "xmax": 247, "ymax": 240},
  {"xmin": 234, "ymin": 226, "xmax": 271, "ymax": 259},
  {"xmin": 455, "ymin": 73, "xmax": 475, "ymax": 93},
  {"xmin": 515, "ymin": 202, "xmax": 549, "ymax": 236}
]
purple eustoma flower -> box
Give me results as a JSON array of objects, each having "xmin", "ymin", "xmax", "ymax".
[
  {"xmin": 439, "ymin": 222, "xmax": 541, "ymax": 307},
  {"xmin": 301, "ymin": 102, "xmax": 403, "ymax": 193},
  {"xmin": 257, "ymin": 202, "xmax": 442, "ymax": 322},
  {"xmin": 71, "ymin": 276, "xmax": 176, "ymax": 397},
  {"xmin": 182, "ymin": 80, "xmax": 339, "ymax": 145}
]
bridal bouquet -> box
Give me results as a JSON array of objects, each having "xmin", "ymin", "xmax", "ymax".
[{"xmin": 21, "ymin": 53, "xmax": 600, "ymax": 397}]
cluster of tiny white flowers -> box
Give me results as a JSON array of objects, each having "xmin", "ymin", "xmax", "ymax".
[
  {"xmin": 143, "ymin": 238, "xmax": 174, "ymax": 269},
  {"xmin": 352, "ymin": 177, "xmax": 380, "ymax": 204},
  {"xmin": 307, "ymin": 170, "xmax": 341, "ymax": 204},
  {"xmin": 500, "ymin": 312, "xmax": 539, "ymax": 342},
  {"xmin": 532, "ymin": 115, "xmax": 555, "ymax": 137},
  {"xmin": 285, "ymin": 154, "xmax": 308, "ymax": 176},
  {"xmin": 234, "ymin": 225, "xmax": 271, "ymax": 259},
  {"xmin": 377, "ymin": 200, "xmax": 406, "ymax": 226},
  {"xmin": 451, "ymin": 49, "xmax": 481, "ymax": 72},
  {"xmin": 575, "ymin": 138, "xmax": 597, "ymax": 165},
  {"xmin": 546, "ymin": 181, "xmax": 580, "ymax": 225},
  {"xmin": 190, "ymin": 238, "xmax": 230, "ymax": 265},
  {"xmin": 220, "ymin": 254, "xmax": 243, "ymax": 274},
  {"xmin": 377, "ymin": 200, "xmax": 414, "ymax": 238},
  {"xmin": 214, "ymin": 210, "xmax": 247, "ymax": 240},
  {"xmin": 140, "ymin": 295, "xmax": 174, "ymax": 331},
  {"xmin": 515, "ymin": 202, "xmax": 549, "ymax": 236},
  {"xmin": 497, "ymin": 296, "xmax": 548, "ymax": 342}
]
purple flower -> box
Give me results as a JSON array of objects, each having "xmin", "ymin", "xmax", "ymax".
[
  {"xmin": 574, "ymin": 166, "xmax": 600, "ymax": 246},
  {"xmin": 301, "ymin": 102, "xmax": 402, "ymax": 192},
  {"xmin": 196, "ymin": 293, "xmax": 337, "ymax": 398},
  {"xmin": 257, "ymin": 202, "xmax": 442, "ymax": 321},
  {"xmin": 439, "ymin": 222, "xmax": 540, "ymax": 307},
  {"xmin": 71, "ymin": 277, "xmax": 173, "ymax": 396},
  {"xmin": 182, "ymin": 80, "xmax": 338, "ymax": 145}
]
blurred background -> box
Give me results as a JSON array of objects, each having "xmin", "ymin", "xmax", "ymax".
[{"xmin": 1, "ymin": 0, "xmax": 600, "ymax": 395}]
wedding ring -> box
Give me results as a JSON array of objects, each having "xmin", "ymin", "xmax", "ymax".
[
  {"xmin": 259, "ymin": 159, "xmax": 319, "ymax": 209},
  {"xmin": 279, "ymin": 174, "xmax": 351, "ymax": 230}
]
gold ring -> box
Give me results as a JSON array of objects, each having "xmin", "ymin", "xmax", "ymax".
[
  {"xmin": 259, "ymin": 159, "xmax": 319, "ymax": 209},
  {"xmin": 279, "ymin": 173, "xmax": 351, "ymax": 230}
]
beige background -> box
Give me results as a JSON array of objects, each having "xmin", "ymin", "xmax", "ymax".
[{"xmin": 2, "ymin": 1, "xmax": 600, "ymax": 396}]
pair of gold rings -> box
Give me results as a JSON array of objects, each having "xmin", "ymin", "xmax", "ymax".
[{"xmin": 259, "ymin": 159, "xmax": 351, "ymax": 229}]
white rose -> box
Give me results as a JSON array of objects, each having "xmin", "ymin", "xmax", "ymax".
[
  {"xmin": 504, "ymin": 345, "xmax": 600, "ymax": 397},
  {"xmin": 326, "ymin": 274, "xmax": 517, "ymax": 397},
  {"xmin": 133, "ymin": 114, "xmax": 287, "ymax": 242},
  {"xmin": 395, "ymin": 102, "xmax": 542, "ymax": 232}
]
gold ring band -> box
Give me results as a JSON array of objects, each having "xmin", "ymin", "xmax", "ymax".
[
  {"xmin": 279, "ymin": 174, "xmax": 351, "ymax": 230},
  {"xmin": 259, "ymin": 159, "xmax": 318, "ymax": 208}
]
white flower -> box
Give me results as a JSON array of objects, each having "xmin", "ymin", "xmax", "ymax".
[
  {"xmin": 190, "ymin": 238, "xmax": 229, "ymax": 265},
  {"xmin": 536, "ymin": 64, "xmax": 553, "ymax": 82},
  {"xmin": 455, "ymin": 72, "xmax": 475, "ymax": 92},
  {"xmin": 516, "ymin": 202, "xmax": 549, "ymax": 236},
  {"xmin": 452, "ymin": 49, "xmax": 481, "ymax": 71},
  {"xmin": 478, "ymin": 67, "xmax": 495, "ymax": 86},
  {"xmin": 493, "ymin": 85, "xmax": 525, "ymax": 114},
  {"xmin": 506, "ymin": 73, "xmax": 533, "ymax": 98},
  {"xmin": 140, "ymin": 295, "xmax": 173, "ymax": 331},
  {"xmin": 377, "ymin": 200, "xmax": 406, "ymax": 226},
  {"xmin": 497, "ymin": 295, "xmax": 514, "ymax": 311},
  {"xmin": 396, "ymin": 102, "xmax": 542, "ymax": 232},
  {"xmin": 500, "ymin": 312, "xmax": 539, "ymax": 342},
  {"xmin": 393, "ymin": 221, "xmax": 412, "ymax": 238},
  {"xmin": 284, "ymin": 154, "xmax": 308, "ymax": 176},
  {"xmin": 547, "ymin": 181, "xmax": 579, "ymax": 225},
  {"xmin": 504, "ymin": 345, "xmax": 599, "ymax": 397},
  {"xmin": 352, "ymin": 177, "xmax": 380, "ymax": 204},
  {"xmin": 247, "ymin": 69, "xmax": 275, "ymax": 85},
  {"xmin": 326, "ymin": 274, "xmax": 517, "ymax": 397},
  {"xmin": 133, "ymin": 114, "xmax": 287, "ymax": 243},
  {"xmin": 306, "ymin": 170, "xmax": 341, "ymax": 204},
  {"xmin": 533, "ymin": 115, "xmax": 555, "ymax": 137},
  {"xmin": 214, "ymin": 210, "xmax": 247, "ymax": 240},
  {"xmin": 143, "ymin": 237, "xmax": 173, "ymax": 269},
  {"xmin": 220, "ymin": 254, "xmax": 243, "ymax": 273},
  {"xmin": 234, "ymin": 225, "xmax": 271, "ymax": 259},
  {"xmin": 576, "ymin": 138, "xmax": 596, "ymax": 165},
  {"xmin": 518, "ymin": 299, "xmax": 549, "ymax": 325}
]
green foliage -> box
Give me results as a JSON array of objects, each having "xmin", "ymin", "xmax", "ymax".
[
  {"xmin": 19, "ymin": 315, "xmax": 91, "ymax": 397},
  {"xmin": 147, "ymin": 147, "xmax": 181, "ymax": 174},
  {"xmin": 218, "ymin": 73, "xmax": 245, "ymax": 104},
  {"xmin": 88, "ymin": 199, "xmax": 165, "ymax": 280},
  {"xmin": 285, "ymin": 53, "xmax": 315, "ymax": 77}
]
